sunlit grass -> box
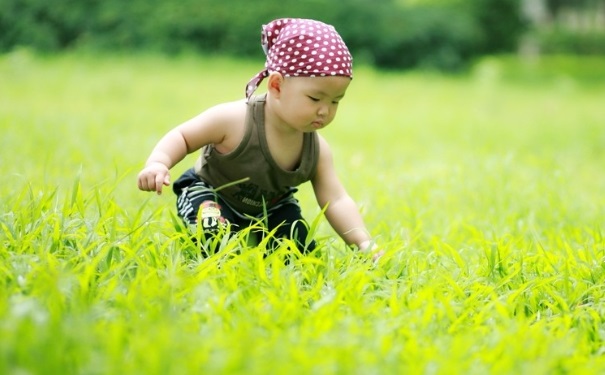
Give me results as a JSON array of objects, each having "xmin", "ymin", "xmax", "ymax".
[{"xmin": 1, "ymin": 50, "xmax": 605, "ymax": 374}]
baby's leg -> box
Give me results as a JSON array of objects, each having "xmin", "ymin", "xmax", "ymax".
[
  {"xmin": 176, "ymin": 187, "xmax": 232, "ymax": 229},
  {"xmin": 265, "ymin": 202, "xmax": 316, "ymax": 253},
  {"xmin": 177, "ymin": 195, "xmax": 239, "ymax": 256},
  {"xmin": 173, "ymin": 172, "xmax": 237, "ymax": 254}
]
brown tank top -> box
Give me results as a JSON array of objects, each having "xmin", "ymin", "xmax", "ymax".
[{"xmin": 194, "ymin": 94, "xmax": 319, "ymax": 215}]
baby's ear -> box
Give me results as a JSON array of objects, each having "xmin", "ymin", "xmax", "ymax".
[{"xmin": 267, "ymin": 72, "xmax": 284, "ymax": 95}]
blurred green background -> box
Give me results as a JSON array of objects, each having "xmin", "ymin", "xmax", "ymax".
[
  {"xmin": 1, "ymin": 0, "xmax": 604, "ymax": 71},
  {"xmin": 1, "ymin": 3, "xmax": 605, "ymax": 373}
]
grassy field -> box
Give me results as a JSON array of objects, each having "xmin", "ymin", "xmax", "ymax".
[{"xmin": 1, "ymin": 50, "xmax": 605, "ymax": 374}]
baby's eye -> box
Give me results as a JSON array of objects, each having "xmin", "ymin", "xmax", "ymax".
[{"xmin": 308, "ymin": 96, "xmax": 320, "ymax": 102}]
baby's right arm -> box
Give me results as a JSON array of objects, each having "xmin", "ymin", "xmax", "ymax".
[
  {"xmin": 137, "ymin": 128, "xmax": 190, "ymax": 194},
  {"xmin": 137, "ymin": 100, "xmax": 246, "ymax": 195}
]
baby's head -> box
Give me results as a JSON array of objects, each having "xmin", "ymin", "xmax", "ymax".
[{"xmin": 246, "ymin": 18, "xmax": 353, "ymax": 99}]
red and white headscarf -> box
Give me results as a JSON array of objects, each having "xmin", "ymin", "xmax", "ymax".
[{"xmin": 245, "ymin": 18, "xmax": 353, "ymax": 99}]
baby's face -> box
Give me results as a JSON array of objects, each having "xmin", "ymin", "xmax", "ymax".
[{"xmin": 278, "ymin": 75, "xmax": 351, "ymax": 132}]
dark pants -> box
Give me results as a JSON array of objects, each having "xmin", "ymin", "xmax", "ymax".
[{"xmin": 173, "ymin": 169, "xmax": 316, "ymax": 253}]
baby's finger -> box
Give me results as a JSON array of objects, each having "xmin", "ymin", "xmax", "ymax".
[
  {"xmin": 138, "ymin": 175, "xmax": 152, "ymax": 191},
  {"xmin": 372, "ymin": 250, "xmax": 385, "ymax": 262},
  {"xmin": 155, "ymin": 173, "xmax": 166, "ymax": 194}
]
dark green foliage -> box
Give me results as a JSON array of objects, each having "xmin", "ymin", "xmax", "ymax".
[
  {"xmin": 538, "ymin": 29, "xmax": 605, "ymax": 55},
  {"xmin": 0, "ymin": 0, "xmax": 527, "ymax": 71},
  {"xmin": 0, "ymin": 0, "xmax": 95, "ymax": 51},
  {"xmin": 471, "ymin": 0, "xmax": 527, "ymax": 54},
  {"xmin": 369, "ymin": 4, "xmax": 481, "ymax": 70}
]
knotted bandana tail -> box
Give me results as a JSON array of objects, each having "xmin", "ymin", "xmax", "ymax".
[{"xmin": 245, "ymin": 18, "xmax": 353, "ymax": 99}]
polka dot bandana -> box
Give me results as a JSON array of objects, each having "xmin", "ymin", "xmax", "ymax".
[{"xmin": 245, "ymin": 18, "xmax": 353, "ymax": 98}]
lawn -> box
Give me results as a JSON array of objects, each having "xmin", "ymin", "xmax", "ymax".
[{"xmin": 1, "ymin": 50, "xmax": 605, "ymax": 374}]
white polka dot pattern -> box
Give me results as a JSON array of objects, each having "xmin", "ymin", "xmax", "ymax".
[{"xmin": 246, "ymin": 18, "xmax": 353, "ymax": 98}]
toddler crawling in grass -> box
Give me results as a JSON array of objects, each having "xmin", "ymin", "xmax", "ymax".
[{"xmin": 137, "ymin": 18, "xmax": 377, "ymax": 257}]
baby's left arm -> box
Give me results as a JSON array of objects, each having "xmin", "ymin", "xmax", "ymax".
[{"xmin": 311, "ymin": 136, "xmax": 373, "ymax": 252}]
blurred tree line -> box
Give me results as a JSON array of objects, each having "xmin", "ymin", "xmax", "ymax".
[
  {"xmin": 523, "ymin": 0, "xmax": 605, "ymax": 55},
  {"xmin": 0, "ymin": 0, "xmax": 601, "ymax": 70}
]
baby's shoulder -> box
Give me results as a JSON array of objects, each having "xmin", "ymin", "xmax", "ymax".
[
  {"xmin": 206, "ymin": 99, "xmax": 247, "ymax": 125},
  {"xmin": 206, "ymin": 99, "xmax": 248, "ymax": 151}
]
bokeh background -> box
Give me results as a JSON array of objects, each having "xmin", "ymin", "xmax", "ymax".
[
  {"xmin": 2, "ymin": 3, "xmax": 605, "ymax": 374},
  {"xmin": 2, "ymin": 0, "xmax": 604, "ymax": 72}
]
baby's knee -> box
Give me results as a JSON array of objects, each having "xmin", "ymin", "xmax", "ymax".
[{"xmin": 198, "ymin": 201, "xmax": 230, "ymax": 231}]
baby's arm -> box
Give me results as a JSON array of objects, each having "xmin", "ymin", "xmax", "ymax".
[
  {"xmin": 137, "ymin": 101, "xmax": 244, "ymax": 194},
  {"xmin": 137, "ymin": 129, "xmax": 190, "ymax": 194},
  {"xmin": 311, "ymin": 136, "xmax": 374, "ymax": 253}
]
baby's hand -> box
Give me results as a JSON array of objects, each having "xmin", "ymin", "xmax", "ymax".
[
  {"xmin": 137, "ymin": 162, "xmax": 171, "ymax": 195},
  {"xmin": 358, "ymin": 240, "xmax": 384, "ymax": 262}
]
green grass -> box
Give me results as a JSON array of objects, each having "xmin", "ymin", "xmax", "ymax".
[{"xmin": 1, "ymin": 49, "xmax": 605, "ymax": 374}]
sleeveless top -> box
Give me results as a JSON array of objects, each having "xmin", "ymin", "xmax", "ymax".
[{"xmin": 194, "ymin": 94, "xmax": 320, "ymax": 215}]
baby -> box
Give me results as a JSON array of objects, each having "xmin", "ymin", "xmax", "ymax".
[{"xmin": 137, "ymin": 18, "xmax": 375, "ymax": 256}]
